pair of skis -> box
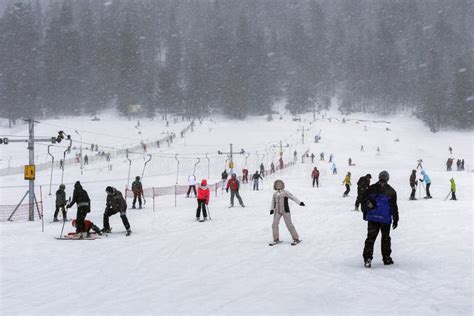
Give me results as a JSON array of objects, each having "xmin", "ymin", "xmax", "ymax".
[{"xmin": 269, "ymin": 240, "xmax": 302, "ymax": 246}]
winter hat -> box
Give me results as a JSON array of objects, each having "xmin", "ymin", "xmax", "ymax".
[
  {"xmin": 231, "ymin": 173, "xmax": 237, "ymax": 178},
  {"xmin": 273, "ymin": 179, "xmax": 285, "ymax": 190},
  {"xmin": 74, "ymin": 181, "xmax": 82, "ymax": 190},
  {"xmin": 105, "ymin": 186, "xmax": 114, "ymax": 194},
  {"xmin": 201, "ymin": 179, "xmax": 207, "ymax": 186},
  {"xmin": 136, "ymin": 176, "xmax": 140, "ymax": 181},
  {"xmin": 379, "ymin": 170, "xmax": 390, "ymax": 182},
  {"xmin": 421, "ymin": 170, "xmax": 425, "ymax": 176},
  {"xmin": 365, "ymin": 174, "xmax": 372, "ymax": 179},
  {"xmin": 59, "ymin": 184, "xmax": 65, "ymax": 189}
]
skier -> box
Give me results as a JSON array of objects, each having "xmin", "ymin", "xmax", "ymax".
[
  {"xmin": 66, "ymin": 181, "xmax": 91, "ymax": 237},
  {"xmin": 102, "ymin": 186, "xmax": 131, "ymax": 236},
  {"xmin": 131, "ymin": 176, "xmax": 144, "ymax": 209},
  {"xmin": 361, "ymin": 171, "xmax": 398, "ymax": 268},
  {"xmin": 342, "ymin": 172, "xmax": 351, "ymax": 197},
  {"xmin": 446, "ymin": 158, "xmax": 453, "ymax": 171},
  {"xmin": 196, "ymin": 179, "xmax": 210, "ymax": 221},
  {"xmin": 84, "ymin": 155, "xmax": 89, "ymax": 165},
  {"xmin": 279, "ymin": 157, "xmax": 284, "ymax": 170},
  {"xmin": 252, "ymin": 171, "xmax": 263, "ymax": 191},
  {"xmin": 419, "ymin": 170, "xmax": 432, "ymax": 198},
  {"xmin": 456, "ymin": 159, "xmax": 461, "ymax": 171},
  {"xmin": 320, "ymin": 152, "xmax": 324, "ymax": 161},
  {"xmin": 59, "ymin": 159, "xmax": 64, "ymax": 170},
  {"xmin": 269, "ymin": 179, "xmax": 305, "ymax": 246},
  {"xmin": 348, "ymin": 158, "xmax": 353, "ymax": 166},
  {"xmin": 331, "ymin": 162, "xmax": 337, "ymax": 175},
  {"xmin": 449, "ymin": 146, "xmax": 453, "ymax": 155},
  {"xmin": 376, "ymin": 147, "xmax": 381, "ymax": 156},
  {"xmin": 310, "ymin": 153, "xmax": 315, "ymax": 163},
  {"xmin": 71, "ymin": 219, "xmax": 102, "ymax": 237},
  {"xmin": 226, "ymin": 173, "xmax": 245, "ymax": 207},
  {"xmin": 270, "ymin": 162, "xmax": 275, "ymax": 174},
  {"xmin": 242, "ymin": 169, "xmax": 249, "ymax": 184},
  {"xmin": 461, "ymin": 159, "xmax": 465, "ymax": 170},
  {"xmin": 449, "ymin": 178, "xmax": 457, "ymax": 200},
  {"xmin": 221, "ymin": 169, "xmax": 228, "ymax": 190},
  {"xmin": 260, "ymin": 163, "xmax": 265, "ymax": 177},
  {"xmin": 293, "ymin": 151, "xmax": 297, "ymax": 162},
  {"xmin": 311, "ymin": 167, "xmax": 320, "ymax": 187},
  {"xmin": 355, "ymin": 174, "xmax": 371, "ymax": 211},
  {"xmin": 53, "ymin": 184, "xmax": 67, "ymax": 222},
  {"xmin": 186, "ymin": 174, "xmax": 197, "ymax": 198},
  {"xmin": 409, "ymin": 170, "xmax": 417, "ymax": 200},
  {"xmin": 416, "ymin": 159, "xmax": 423, "ymax": 169},
  {"xmin": 360, "ymin": 145, "xmax": 364, "ymax": 152},
  {"xmin": 329, "ymin": 153, "xmax": 334, "ymax": 162}
]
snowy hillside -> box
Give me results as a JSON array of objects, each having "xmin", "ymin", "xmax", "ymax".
[{"xmin": 0, "ymin": 110, "xmax": 472, "ymax": 315}]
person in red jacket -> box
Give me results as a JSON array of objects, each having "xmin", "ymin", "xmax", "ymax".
[
  {"xmin": 226, "ymin": 173, "xmax": 245, "ymax": 207},
  {"xmin": 70, "ymin": 219, "xmax": 102, "ymax": 238},
  {"xmin": 242, "ymin": 169, "xmax": 249, "ymax": 183},
  {"xmin": 196, "ymin": 179, "xmax": 210, "ymax": 221},
  {"xmin": 311, "ymin": 167, "xmax": 320, "ymax": 187}
]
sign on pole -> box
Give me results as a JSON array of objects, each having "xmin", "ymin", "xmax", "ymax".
[{"xmin": 24, "ymin": 165, "xmax": 36, "ymax": 180}]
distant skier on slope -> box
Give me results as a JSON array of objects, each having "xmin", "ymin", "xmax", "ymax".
[
  {"xmin": 449, "ymin": 178, "xmax": 457, "ymax": 200},
  {"xmin": 221, "ymin": 169, "xmax": 228, "ymax": 190},
  {"xmin": 53, "ymin": 184, "xmax": 67, "ymax": 222},
  {"xmin": 419, "ymin": 170, "xmax": 432, "ymax": 199},
  {"xmin": 361, "ymin": 171, "xmax": 398, "ymax": 268},
  {"xmin": 269, "ymin": 180, "xmax": 305, "ymax": 246},
  {"xmin": 102, "ymin": 186, "xmax": 132, "ymax": 236},
  {"xmin": 311, "ymin": 167, "xmax": 320, "ymax": 188},
  {"xmin": 196, "ymin": 179, "xmax": 210, "ymax": 221},
  {"xmin": 260, "ymin": 163, "xmax": 265, "ymax": 177},
  {"xmin": 226, "ymin": 173, "xmax": 245, "ymax": 207},
  {"xmin": 186, "ymin": 174, "xmax": 197, "ymax": 198},
  {"xmin": 331, "ymin": 162, "xmax": 337, "ymax": 175},
  {"xmin": 355, "ymin": 174, "xmax": 371, "ymax": 211},
  {"xmin": 131, "ymin": 176, "xmax": 144, "ymax": 209},
  {"xmin": 409, "ymin": 170, "xmax": 418, "ymax": 200},
  {"xmin": 252, "ymin": 171, "xmax": 263, "ymax": 191},
  {"xmin": 342, "ymin": 172, "xmax": 351, "ymax": 197}
]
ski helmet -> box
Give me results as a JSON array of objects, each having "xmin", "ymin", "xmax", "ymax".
[{"xmin": 379, "ymin": 170, "xmax": 390, "ymax": 181}]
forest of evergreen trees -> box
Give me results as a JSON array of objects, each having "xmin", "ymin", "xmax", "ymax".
[{"xmin": 0, "ymin": 0, "xmax": 472, "ymax": 131}]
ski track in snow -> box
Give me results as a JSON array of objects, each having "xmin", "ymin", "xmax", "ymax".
[{"xmin": 0, "ymin": 110, "xmax": 472, "ymax": 315}]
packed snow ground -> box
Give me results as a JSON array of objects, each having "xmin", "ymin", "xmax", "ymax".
[{"xmin": 1, "ymin": 109, "xmax": 473, "ymax": 315}]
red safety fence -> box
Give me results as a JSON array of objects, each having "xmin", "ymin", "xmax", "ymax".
[{"xmin": 0, "ymin": 202, "xmax": 43, "ymax": 222}]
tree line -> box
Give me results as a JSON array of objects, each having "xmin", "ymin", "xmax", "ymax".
[{"xmin": 0, "ymin": 0, "xmax": 472, "ymax": 131}]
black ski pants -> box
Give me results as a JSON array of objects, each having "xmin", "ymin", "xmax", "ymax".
[
  {"xmin": 103, "ymin": 208, "xmax": 130, "ymax": 231},
  {"xmin": 363, "ymin": 221, "xmax": 392, "ymax": 261},
  {"xmin": 451, "ymin": 192, "xmax": 457, "ymax": 200},
  {"xmin": 75, "ymin": 208, "xmax": 89, "ymax": 233},
  {"xmin": 133, "ymin": 192, "xmax": 142, "ymax": 208},
  {"xmin": 410, "ymin": 185, "xmax": 416, "ymax": 199},
  {"xmin": 312, "ymin": 177, "xmax": 319, "ymax": 187},
  {"xmin": 253, "ymin": 180, "xmax": 259, "ymax": 191},
  {"xmin": 196, "ymin": 199, "xmax": 208, "ymax": 218},
  {"xmin": 343, "ymin": 184, "xmax": 350, "ymax": 196},
  {"xmin": 187, "ymin": 185, "xmax": 197, "ymax": 197},
  {"xmin": 355, "ymin": 189, "xmax": 365, "ymax": 207},
  {"xmin": 426, "ymin": 183, "xmax": 431, "ymax": 197}
]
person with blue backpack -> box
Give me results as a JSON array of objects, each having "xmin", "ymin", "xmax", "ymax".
[
  {"xmin": 419, "ymin": 170, "xmax": 432, "ymax": 199},
  {"xmin": 361, "ymin": 171, "xmax": 399, "ymax": 268}
]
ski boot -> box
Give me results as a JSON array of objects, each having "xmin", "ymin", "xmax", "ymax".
[
  {"xmin": 126, "ymin": 229, "xmax": 132, "ymax": 236},
  {"xmin": 101, "ymin": 227, "xmax": 112, "ymax": 234},
  {"xmin": 383, "ymin": 257, "xmax": 394, "ymax": 265},
  {"xmin": 132, "ymin": 205, "xmax": 137, "ymax": 209},
  {"xmin": 53, "ymin": 218, "xmax": 59, "ymax": 222},
  {"xmin": 269, "ymin": 240, "xmax": 281, "ymax": 246},
  {"xmin": 291, "ymin": 239, "xmax": 302, "ymax": 246},
  {"xmin": 364, "ymin": 258, "xmax": 372, "ymax": 268}
]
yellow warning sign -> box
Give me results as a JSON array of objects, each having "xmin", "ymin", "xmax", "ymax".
[
  {"xmin": 228, "ymin": 161, "xmax": 234, "ymax": 169},
  {"xmin": 24, "ymin": 165, "xmax": 35, "ymax": 180}
]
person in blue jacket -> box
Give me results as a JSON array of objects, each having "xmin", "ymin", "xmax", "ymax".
[
  {"xmin": 361, "ymin": 171, "xmax": 399, "ymax": 268},
  {"xmin": 420, "ymin": 170, "xmax": 432, "ymax": 198}
]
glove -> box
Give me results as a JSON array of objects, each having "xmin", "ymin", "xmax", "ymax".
[
  {"xmin": 270, "ymin": 210, "xmax": 274, "ymax": 215},
  {"xmin": 300, "ymin": 202, "xmax": 305, "ymax": 206},
  {"xmin": 392, "ymin": 221, "xmax": 398, "ymax": 230},
  {"xmin": 366, "ymin": 200, "xmax": 374, "ymax": 209},
  {"xmin": 226, "ymin": 188, "xmax": 229, "ymax": 193}
]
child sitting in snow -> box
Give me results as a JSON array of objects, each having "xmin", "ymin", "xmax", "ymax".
[{"xmin": 70, "ymin": 219, "xmax": 102, "ymax": 238}]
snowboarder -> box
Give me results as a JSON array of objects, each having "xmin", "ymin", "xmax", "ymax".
[
  {"xmin": 311, "ymin": 153, "xmax": 315, "ymax": 163},
  {"xmin": 355, "ymin": 174, "xmax": 371, "ymax": 211},
  {"xmin": 71, "ymin": 219, "xmax": 102, "ymax": 237},
  {"xmin": 331, "ymin": 162, "xmax": 337, "ymax": 175},
  {"xmin": 53, "ymin": 184, "xmax": 67, "ymax": 222},
  {"xmin": 416, "ymin": 159, "xmax": 423, "ymax": 169},
  {"xmin": 66, "ymin": 181, "xmax": 90, "ymax": 236},
  {"xmin": 361, "ymin": 171, "xmax": 398, "ymax": 268},
  {"xmin": 342, "ymin": 172, "xmax": 351, "ymax": 197},
  {"xmin": 187, "ymin": 174, "xmax": 197, "ymax": 197},
  {"xmin": 131, "ymin": 176, "xmax": 144, "ymax": 209},
  {"xmin": 449, "ymin": 178, "xmax": 457, "ymax": 200},
  {"xmin": 242, "ymin": 169, "xmax": 249, "ymax": 183},
  {"xmin": 269, "ymin": 180, "xmax": 305, "ymax": 246},
  {"xmin": 226, "ymin": 173, "xmax": 244, "ymax": 207},
  {"xmin": 311, "ymin": 167, "xmax": 320, "ymax": 187},
  {"xmin": 102, "ymin": 186, "xmax": 131, "ymax": 236},
  {"xmin": 409, "ymin": 170, "xmax": 417, "ymax": 200},
  {"xmin": 196, "ymin": 179, "xmax": 210, "ymax": 221},
  {"xmin": 419, "ymin": 170, "xmax": 432, "ymax": 198},
  {"xmin": 252, "ymin": 171, "xmax": 263, "ymax": 191},
  {"xmin": 221, "ymin": 169, "xmax": 228, "ymax": 190}
]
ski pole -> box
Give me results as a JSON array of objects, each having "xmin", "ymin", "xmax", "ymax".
[
  {"xmin": 60, "ymin": 197, "xmax": 71, "ymax": 238},
  {"xmin": 207, "ymin": 205, "xmax": 211, "ymax": 220}
]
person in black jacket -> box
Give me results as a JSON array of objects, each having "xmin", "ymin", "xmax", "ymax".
[
  {"xmin": 102, "ymin": 186, "xmax": 131, "ymax": 236},
  {"xmin": 66, "ymin": 181, "xmax": 91, "ymax": 235},
  {"xmin": 361, "ymin": 171, "xmax": 399, "ymax": 268},
  {"xmin": 409, "ymin": 170, "xmax": 417, "ymax": 200},
  {"xmin": 53, "ymin": 184, "xmax": 67, "ymax": 222},
  {"xmin": 221, "ymin": 169, "xmax": 228, "ymax": 190},
  {"xmin": 354, "ymin": 174, "xmax": 371, "ymax": 211},
  {"xmin": 252, "ymin": 171, "xmax": 263, "ymax": 191}
]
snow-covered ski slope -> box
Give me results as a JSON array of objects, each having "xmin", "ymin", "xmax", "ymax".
[{"xmin": 1, "ymin": 109, "xmax": 472, "ymax": 315}]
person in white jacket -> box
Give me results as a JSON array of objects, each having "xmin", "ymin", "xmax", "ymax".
[
  {"xmin": 269, "ymin": 180, "xmax": 305, "ymax": 246},
  {"xmin": 187, "ymin": 174, "xmax": 197, "ymax": 197}
]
